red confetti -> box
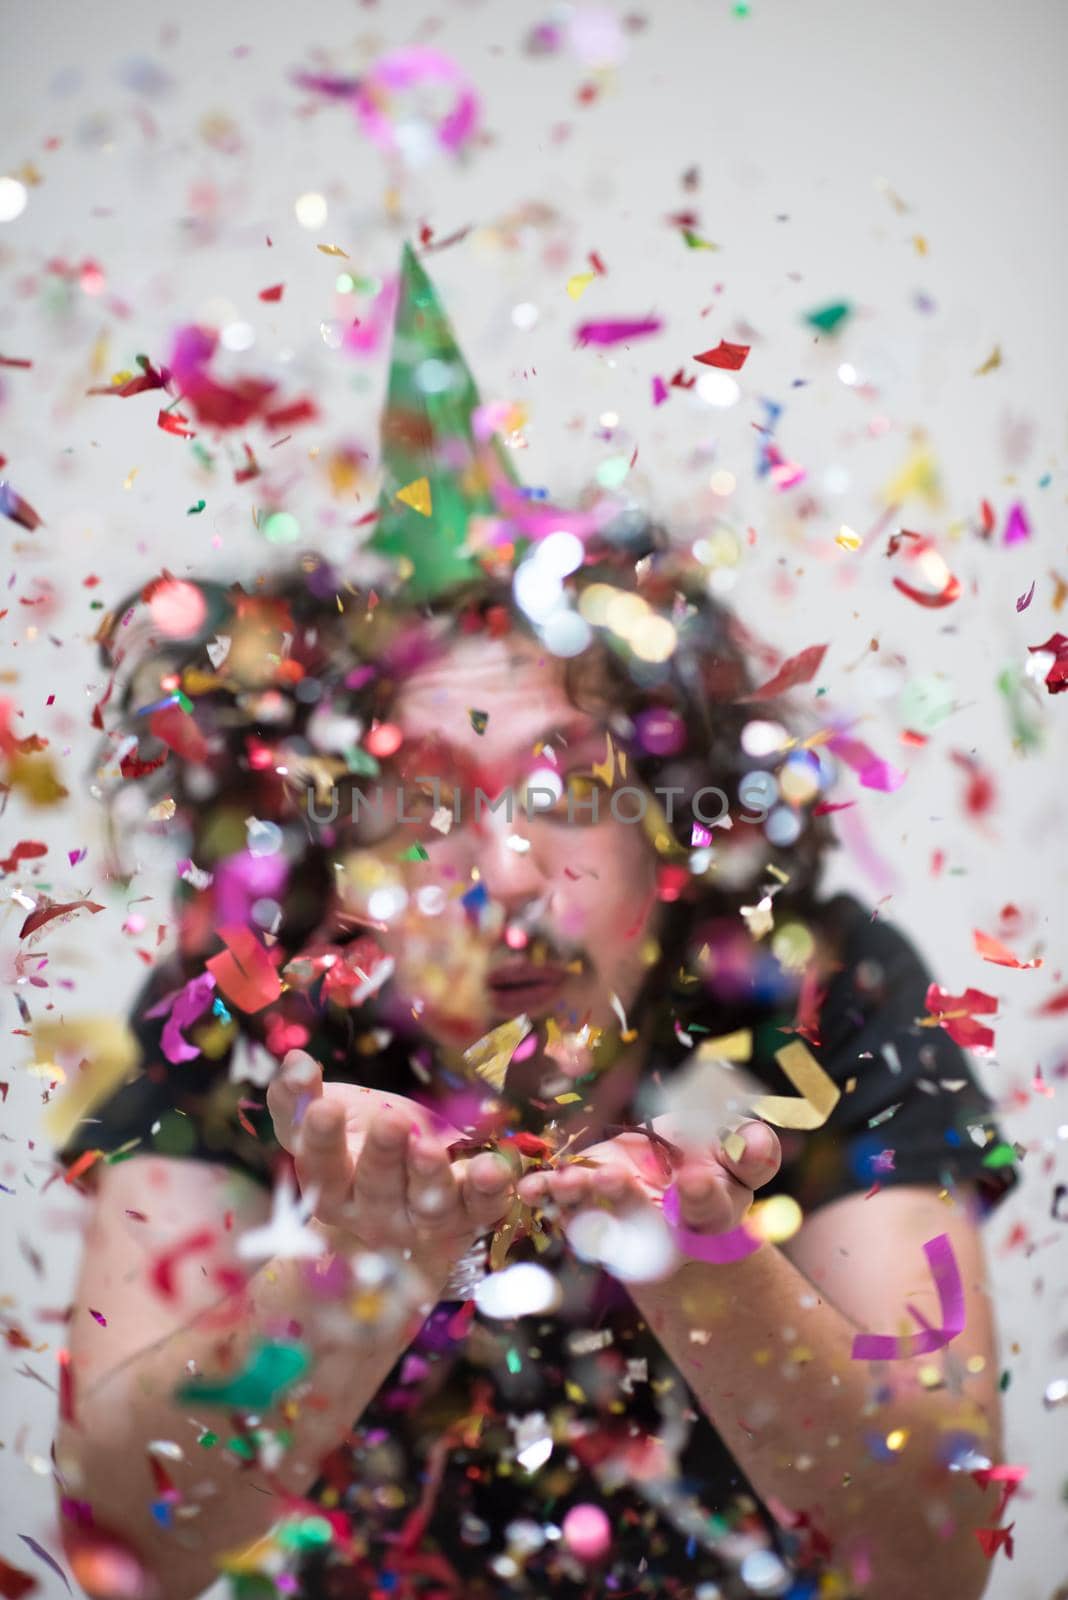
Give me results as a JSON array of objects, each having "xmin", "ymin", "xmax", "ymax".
[
  {"xmin": 1028, "ymin": 632, "xmax": 1068, "ymax": 693},
  {"xmin": 150, "ymin": 1227, "xmax": 216, "ymax": 1299},
  {"xmin": 973, "ymin": 930, "xmax": 1042, "ymax": 970},
  {"xmin": 206, "ymin": 925, "xmax": 283, "ymax": 1013},
  {"xmin": 86, "ymin": 354, "xmax": 170, "ymax": 400},
  {"xmin": 157, "ymin": 407, "xmax": 196, "ymax": 438},
  {"xmin": 0, "ymin": 1555, "xmax": 38, "ymax": 1600},
  {"xmin": 925, "ymin": 983, "xmax": 998, "ymax": 1050},
  {"xmin": 0, "ymin": 355, "xmax": 33, "ymax": 370},
  {"xmin": 0, "ymin": 481, "xmax": 43, "ymax": 531},
  {"xmin": 740, "ymin": 643, "xmax": 827, "ymax": 702},
  {"xmin": 693, "ymin": 340, "xmax": 750, "ymax": 371},
  {"xmin": 0, "ymin": 840, "xmax": 48, "ymax": 876},
  {"xmin": 19, "ymin": 899, "xmax": 105, "ymax": 939},
  {"xmin": 258, "ymin": 283, "xmax": 285, "ymax": 302}
]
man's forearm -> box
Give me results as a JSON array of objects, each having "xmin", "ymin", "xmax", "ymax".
[
  {"xmin": 629, "ymin": 1245, "xmax": 999, "ymax": 1599},
  {"xmin": 57, "ymin": 1230, "xmax": 442, "ymax": 1600}
]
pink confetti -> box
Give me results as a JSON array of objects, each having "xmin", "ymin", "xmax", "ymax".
[
  {"xmin": 1003, "ymin": 501, "xmax": 1031, "ymax": 545},
  {"xmin": 851, "ymin": 1233, "xmax": 965, "ymax": 1360},
  {"xmin": 827, "ymin": 733, "xmax": 907, "ymax": 793},
  {"xmin": 1015, "ymin": 580, "xmax": 1035, "ymax": 612},
  {"xmin": 575, "ymin": 316, "xmax": 663, "ymax": 348},
  {"xmin": 661, "ymin": 1182, "xmax": 763, "ymax": 1264}
]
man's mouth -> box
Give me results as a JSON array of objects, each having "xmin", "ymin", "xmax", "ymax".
[{"xmin": 486, "ymin": 958, "xmax": 571, "ymax": 1018}]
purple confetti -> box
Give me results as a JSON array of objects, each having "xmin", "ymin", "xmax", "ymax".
[
  {"xmin": 1016, "ymin": 580, "xmax": 1036, "ymax": 612},
  {"xmin": 18, "ymin": 1536, "xmax": 72, "ymax": 1594}
]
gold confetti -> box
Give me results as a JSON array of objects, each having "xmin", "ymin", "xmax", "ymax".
[
  {"xmin": 974, "ymin": 344, "xmax": 1002, "ymax": 375},
  {"xmin": 123, "ymin": 467, "xmax": 139, "ymax": 491},
  {"xmin": 463, "ymin": 1015, "xmax": 532, "ymax": 1090},
  {"xmin": 316, "ymin": 243, "xmax": 350, "ymax": 257},
  {"xmin": 37, "ymin": 1017, "xmax": 141, "ymax": 1147},
  {"xmin": 752, "ymin": 1040, "xmax": 841, "ymax": 1130},
  {"xmin": 696, "ymin": 1028, "xmax": 753, "ymax": 1063},
  {"xmin": 835, "ymin": 525, "xmax": 862, "ymax": 551},
  {"xmin": 395, "ymin": 476, "xmax": 432, "ymax": 516}
]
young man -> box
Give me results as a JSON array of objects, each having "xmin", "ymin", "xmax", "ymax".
[{"xmin": 54, "ymin": 247, "xmax": 1014, "ymax": 1600}]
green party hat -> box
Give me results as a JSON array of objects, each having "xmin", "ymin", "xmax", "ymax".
[{"xmin": 369, "ymin": 242, "xmax": 523, "ymax": 601}]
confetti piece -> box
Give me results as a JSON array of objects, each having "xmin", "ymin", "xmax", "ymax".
[
  {"xmin": 0, "ymin": 1555, "xmax": 38, "ymax": 1600},
  {"xmin": 835, "ymin": 525, "xmax": 862, "ymax": 551},
  {"xmin": 353, "ymin": 47, "xmax": 480, "ymax": 158},
  {"xmin": 924, "ymin": 983, "xmax": 998, "ymax": 1051},
  {"xmin": 1028, "ymin": 632, "xmax": 1068, "ymax": 693},
  {"xmin": 316, "ymin": 243, "xmax": 350, "ymax": 258},
  {"xmin": 469, "ymin": 708, "xmax": 488, "ymax": 734},
  {"xmin": 739, "ymin": 643, "xmax": 827, "ymax": 702},
  {"xmin": 176, "ymin": 1339, "xmax": 310, "ymax": 1410},
  {"xmin": 693, "ymin": 340, "xmax": 750, "ymax": 371},
  {"xmin": 150, "ymin": 1228, "xmax": 216, "ymax": 1299},
  {"xmin": 463, "ymin": 1015, "xmax": 532, "ymax": 1090},
  {"xmin": 0, "ymin": 839, "xmax": 48, "ymax": 875},
  {"xmin": 973, "ymin": 930, "xmax": 1042, "ymax": 969},
  {"xmin": 575, "ymin": 316, "xmax": 663, "ymax": 348},
  {"xmin": 258, "ymin": 283, "xmax": 285, "ymax": 302},
  {"xmin": 205, "ymin": 925, "xmax": 282, "ymax": 1014},
  {"xmin": 37, "ymin": 1017, "xmax": 140, "ymax": 1146},
  {"xmin": 395, "ymin": 476, "xmax": 432, "ymax": 516},
  {"xmin": 86, "ymin": 354, "xmax": 170, "ymax": 400},
  {"xmin": 1003, "ymin": 501, "xmax": 1031, "ymax": 546},
  {"xmin": 851, "ymin": 1234, "xmax": 965, "ymax": 1360},
  {"xmin": 974, "ymin": 345, "xmax": 1002, "ymax": 375},
  {"xmin": 0, "ymin": 480, "xmax": 43, "ymax": 531},
  {"xmin": 1015, "ymin": 580, "xmax": 1035, "ymax": 612},
  {"xmin": 15, "ymin": 1540, "xmax": 69, "ymax": 1596},
  {"xmin": 826, "ymin": 732, "xmax": 907, "ymax": 793},
  {"xmin": 695, "ymin": 1028, "xmax": 753, "ymax": 1062},
  {"xmin": 567, "ymin": 272, "xmax": 596, "ymax": 300},
  {"xmin": 751, "ymin": 1040, "xmax": 841, "ymax": 1130},
  {"xmin": 804, "ymin": 301, "xmax": 852, "ymax": 335}
]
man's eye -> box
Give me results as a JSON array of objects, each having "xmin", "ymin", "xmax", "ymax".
[{"xmin": 546, "ymin": 772, "xmax": 610, "ymax": 824}]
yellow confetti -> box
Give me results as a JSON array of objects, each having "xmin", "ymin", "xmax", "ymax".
[
  {"xmin": 696, "ymin": 1028, "xmax": 753, "ymax": 1063},
  {"xmin": 395, "ymin": 476, "xmax": 432, "ymax": 516},
  {"xmin": 37, "ymin": 1017, "xmax": 141, "ymax": 1147},
  {"xmin": 123, "ymin": 467, "xmax": 139, "ymax": 491},
  {"xmin": 566, "ymin": 272, "xmax": 596, "ymax": 300},
  {"xmin": 591, "ymin": 734, "xmax": 616, "ymax": 788},
  {"xmin": 722, "ymin": 1130, "xmax": 748, "ymax": 1163},
  {"xmin": 912, "ymin": 234, "xmax": 928, "ymax": 256},
  {"xmin": 752, "ymin": 1040, "xmax": 841, "ymax": 1130},
  {"xmin": 882, "ymin": 444, "xmax": 942, "ymax": 508},
  {"xmin": 835, "ymin": 525, "xmax": 862, "ymax": 551},
  {"xmin": 553, "ymin": 1091, "xmax": 583, "ymax": 1104},
  {"xmin": 316, "ymin": 243, "xmax": 350, "ymax": 258},
  {"xmin": 975, "ymin": 344, "xmax": 1002, "ymax": 375},
  {"xmin": 463, "ymin": 1015, "xmax": 532, "ymax": 1090}
]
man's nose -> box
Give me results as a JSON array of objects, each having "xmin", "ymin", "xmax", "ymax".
[{"xmin": 470, "ymin": 806, "xmax": 551, "ymax": 914}]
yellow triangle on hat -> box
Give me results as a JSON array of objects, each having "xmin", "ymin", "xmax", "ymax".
[{"xmin": 394, "ymin": 476, "xmax": 432, "ymax": 516}]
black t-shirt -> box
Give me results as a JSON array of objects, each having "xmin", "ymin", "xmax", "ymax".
[{"xmin": 60, "ymin": 893, "xmax": 1017, "ymax": 1598}]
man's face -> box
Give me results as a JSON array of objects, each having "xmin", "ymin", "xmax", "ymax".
[{"xmin": 334, "ymin": 629, "xmax": 664, "ymax": 1078}]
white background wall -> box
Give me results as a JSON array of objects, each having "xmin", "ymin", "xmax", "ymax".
[{"xmin": 1, "ymin": 1, "xmax": 1065, "ymax": 1595}]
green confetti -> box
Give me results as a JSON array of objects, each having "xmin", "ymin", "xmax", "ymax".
[
  {"xmin": 400, "ymin": 843, "xmax": 429, "ymax": 861},
  {"xmin": 981, "ymin": 1142, "xmax": 1017, "ymax": 1170},
  {"xmin": 506, "ymin": 1348, "xmax": 522, "ymax": 1375},
  {"xmin": 804, "ymin": 301, "xmax": 852, "ymax": 335},
  {"xmin": 277, "ymin": 1516, "xmax": 334, "ymax": 1551},
  {"xmin": 681, "ymin": 229, "xmax": 718, "ymax": 251},
  {"xmin": 175, "ymin": 690, "xmax": 195, "ymax": 714},
  {"xmin": 469, "ymin": 708, "xmax": 489, "ymax": 735},
  {"xmin": 197, "ymin": 1431, "xmax": 219, "ymax": 1449},
  {"xmin": 999, "ymin": 1369, "xmax": 1012, "ymax": 1392},
  {"xmin": 177, "ymin": 1340, "xmax": 311, "ymax": 1411},
  {"xmin": 187, "ymin": 500, "xmax": 206, "ymax": 515}
]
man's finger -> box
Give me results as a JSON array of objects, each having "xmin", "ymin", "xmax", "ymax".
[
  {"xmin": 457, "ymin": 1151, "xmax": 514, "ymax": 1231},
  {"xmin": 718, "ymin": 1120, "xmax": 782, "ymax": 1191},
  {"xmin": 674, "ymin": 1162, "xmax": 737, "ymax": 1233},
  {"xmin": 406, "ymin": 1137, "xmax": 464, "ymax": 1229},
  {"xmin": 296, "ymin": 1098, "xmax": 353, "ymax": 1212},
  {"xmin": 351, "ymin": 1107, "xmax": 413, "ymax": 1208},
  {"xmin": 266, "ymin": 1049, "xmax": 323, "ymax": 1152}
]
